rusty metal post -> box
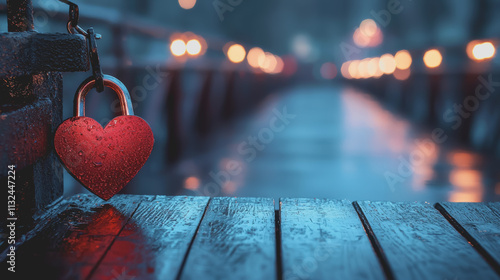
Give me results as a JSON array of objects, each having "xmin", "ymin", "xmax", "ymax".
[
  {"xmin": 7, "ymin": 0, "xmax": 34, "ymax": 32},
  {"xmin": 1, "ymin": 1, "xmax": 88, "ymax": 228}
]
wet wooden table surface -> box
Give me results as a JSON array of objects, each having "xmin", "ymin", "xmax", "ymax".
[{"xmin": 2, "ymin": 194, "xmax": 500, "ymax": 280}]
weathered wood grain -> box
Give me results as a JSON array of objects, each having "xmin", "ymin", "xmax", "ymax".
[
  {"xmin": 1, "ymin": 196, "xmax": 66, "ymax": 255},
  {"xmin": 179, "ymin": 197, "xmax": 276, "ymax": 280},
  {"xmin": 89, "ymin": 196, "xmax": 210, "ymax": 280},
  {"xmin": 357, "ymin": 201, "xmax": 500, "ymax": 279},
  {"xmin": 4, "ymin": 194, "xmax": 144, "ymax": 279},
  {"xmin": 280, "ymin": 198, "xmax": 385, "ymax": 280},
  {"xmin": 436, "ymin": 202, "xmax": 500, "ymax": 273}
]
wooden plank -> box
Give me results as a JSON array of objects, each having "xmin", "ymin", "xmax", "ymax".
[
  {"xmin": 356, "ymin": 201, "xmax": 500, "ymax": 279},
  {"xmin": 3, "ymin": 194, "xmax": 144, "ymax": 279},
  {"xmin": 436, "ymin": 202, "xmax": 500, "ymax": 273},
  {"xmin": 280, "ymin": 198, "xmax": 385, "ymax": 280},
  {"xmin": 0, "ymin": 196, "xmax": 66, "ymax": 254},
  {"xmin": 179, "ymin": 197, "xmax": 276, "ymax": 280},
  {"xmin": 89, "ymin": 196, "xmax": 210, "ymax": 280}
]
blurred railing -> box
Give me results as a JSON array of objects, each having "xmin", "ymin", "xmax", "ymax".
[{"xmin": 340, "ymin": 38, "xmax": 500, "ymax": 158}]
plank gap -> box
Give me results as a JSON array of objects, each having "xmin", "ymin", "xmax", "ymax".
[
  {"xmin": 352, "ymin": 201, "xmax": 395, "ymax": 280},
  {"xmin": 175, "ymin": 197, "xmax": 212, "ymax": 280},
  {"xmin": 275, "ymin": 209, "xmax": 283, "ymax": 280},
  {"xmin": 434, "ymin": 203, "xmax": 500, "ymax": 277}
]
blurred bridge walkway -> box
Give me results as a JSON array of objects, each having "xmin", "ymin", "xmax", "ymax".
[{"xmin": 118, "ymin": 83, "xmax": 500, "ymax": 203}]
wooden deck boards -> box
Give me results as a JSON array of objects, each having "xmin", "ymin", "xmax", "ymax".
[
  {"xmin": 179, "ymin": 197, "xmax": 277, "ymax": 280},
  {"xmin": 280, "ymin": 198, "xmax": 385, "ymax": 280},
  {"xmin": 2, "ymin": 195, "xmax": 500, "ymax": 280}
]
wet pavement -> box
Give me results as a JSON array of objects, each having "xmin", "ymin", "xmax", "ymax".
[{"xmin": 66, "ymin": 83, "xmax": 500, "ymax": 202}]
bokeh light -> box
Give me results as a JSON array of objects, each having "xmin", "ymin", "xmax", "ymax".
[
  {"xmin": 184, "ymin": 176, "xmax": 200, "ymax": 190},
  {"xmin": 394, "ymin": 50, "xmax": 412, "ymax": 70},
  {"xmin": 247, "ymin": 47, "xmax": 265, "ymax": 68},
  {"xmin": 379, "ymin": 54, "xmax": 396, "ymax": 74},
  {"xmin": 393, "ymin": 68, "xmax": 411, "ymax": 80},
  {"xmin": 353, "ymin": 19, "xmax": 383, "ymax": 48},
  {"xmin": 353, "ymin": 28, "xmax": 370, "ymax": 47},
  {"xmin": 186, "ymin": 39, "xmax": 202, "ymax": 56},
  {"xmin": 423, "ymin": 49, "xmax": 442, "ymax": 68},
  {"xmin": 348, "ymin": 60, "xmax": 360, "ymax": 79},
  {"xmin": 227, "ymin": 44, "xmax": 246, "ymax": 63},
  {"xmin": 367, "ymin": 58, "xmax": 379, "ymax": 77},
  {"xmin": 358, "ymin": 59, "xmax": 370, "ymax": 79},
  {"xmin": 341, "ymin": 61, "xmax": 352, "ymax": 79},
  {"xmin": 272, "ymin": 56, "xmax": 285, "ymax": 74},
  {"xmin": 261, "ymin": 52, "xmax": 278, "ymax": 73},
  {"xmin": 470, "ymin": 42, "xmax": 496, "ymax": 61},
  {"xmin": 179, "ymin": 0, "xmax": 196, "ymax": 9},
  {"xmin": 360, "ymin": 19, "xmax": 377, "ymax": 37},
  {"xmin": 170, "ymin": 39, "xmax": 186, "ymax": 56},
  {"xmin": 320, "ymin": 62, "xmax": 337, "ymax": 79}
]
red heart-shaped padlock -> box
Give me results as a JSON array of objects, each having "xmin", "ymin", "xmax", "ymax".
[
  {"xmin": 55, "ymin": 75, "xmax": 154, "ymax": 200},
  {"xmin": 55, "ymin": 116, "xmax": 153, "ymax": 200}
]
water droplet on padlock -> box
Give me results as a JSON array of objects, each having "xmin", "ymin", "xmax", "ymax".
[
  {"xmin": 78, "ymin": 150, "xmax": 84, "ymax": 156},
  {"xmin": 96, "ymin": 135, "xmax": 103, "ymax": 141},
  {"xmin": 93, "ymin": 161, "xmax": 103, "ymax": 168},
  {"xmin": 108, "ymin": 144, "xmax": 114, "ymax": 150},
  {"xmin": 99, "ymin": 153, "xmax": 107, "ymax": 159}
]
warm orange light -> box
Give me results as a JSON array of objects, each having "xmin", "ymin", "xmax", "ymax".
[
  {"xmin": 472, "ymin": 42, "xmax": 496, "ymax": 61},
  {"xmin": 261, "ymin": 53, "xmax": 277, "ymax": 73},
  {"xmin": 184, "ymin": 176, "xmax": 200, "ymax": 190},
  {"xmin": 360, "ymin": 19, "xmax": 377, "ymax": 37},
  {"xmin": 394, "ymin": 50, "xmax": 412, "ymax": 70},
  {"xmin": 353, "ymin": 20, "xmax": 383, "ymax": 48},
  {"xmin": 379, "ymin": 54, "xmax": 396, "ymax": 74},
  {"xmin": 320, "ymin": 62, "xmax": 337, "ymax": 79},
  {"xmin": 348, "ymin": 60, "xmax": 360, "ymax": 79},
  {"xmin": 170, "ymin": 39, "xmax": 186, "ymax": 56},
  {"xmin": 272, "ymin": 56, "xmax": 285, "ymax": 74},
  {"xmin": 393, "ymin": 68, "xmax": 411, "ymax": 81},
  {"xmin": 366, "ymin": 58, "xmax": 378, "ymax": 76},
  {"xmin": 227, "ymin": 44, "xmax": 246, "ymax": 63},
  {"xmin": 466, "ymin": 40, "xmax": 496, "ymax": 61},
  {"xmin": 423, "ymin": 49, "xmax": 442, "ymax": 68},
  {"xmin": 341, "ymin": 62, "xmax": 352, "ymax": 79},
  {"xmin": 247, "ymin": 47, "xmax": 265, "ymax": 68},
  {"xmin": 179, "ymin": 0, "xmax": 196, "ymax": 9},
  {"xmin": 353, "ymin": 28, "xmax": 370, "ymax": 47},
  {"xmin": 447, "ymin": 151, "xmax": 481, "ymax": 168},
  {"xmin": 186, "ymin": 39, "xmax": 202, "ymax": 56},
  {"xmin": 358, "ymin": 59, "xmax": 370, "ymax": 79}
]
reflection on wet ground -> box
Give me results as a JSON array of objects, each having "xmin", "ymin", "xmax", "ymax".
[{"xmin": 67, "ymin": 83, "xmax": 500, "ymax": 202}]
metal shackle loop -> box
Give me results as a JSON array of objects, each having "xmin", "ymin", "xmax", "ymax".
[{"xmin": 74, "ymin": 74, "xmax": 134, "ymax": 117}]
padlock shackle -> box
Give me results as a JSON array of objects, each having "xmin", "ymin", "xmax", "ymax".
[{"xmin": 74, "ymin": 74, "xmax": 134, "ymax": 117}]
